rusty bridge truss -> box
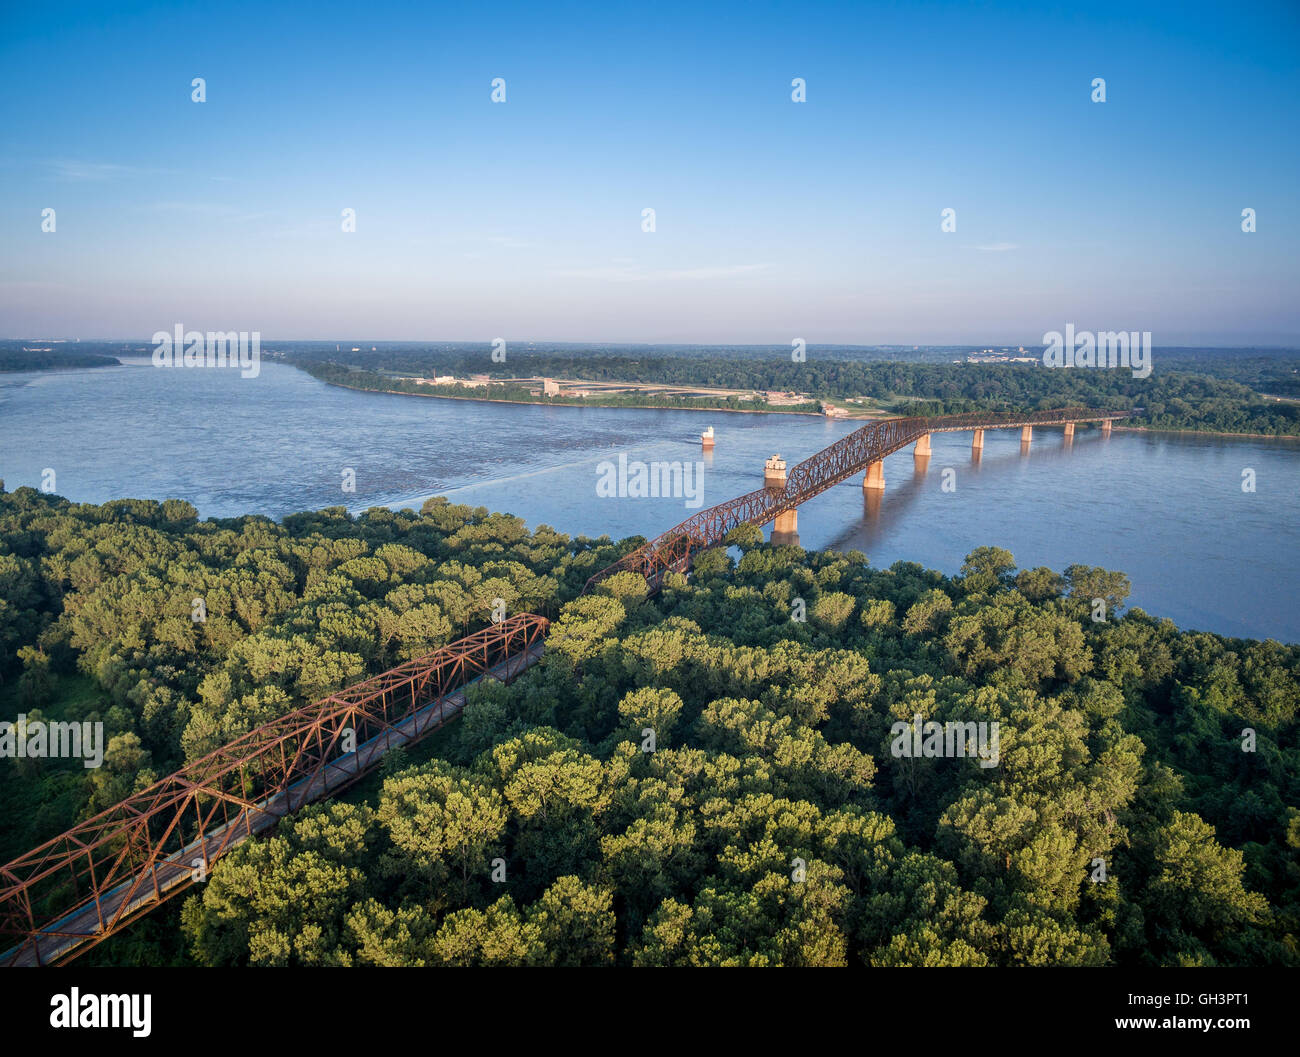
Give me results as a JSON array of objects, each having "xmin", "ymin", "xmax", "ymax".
[
  {"xmin": 584, "ymin": 406, "xmax": 1129, "ymax": 593},
  {"xmin": 0, "ymin": 613, "xmax": 549, "ymax": 966}
]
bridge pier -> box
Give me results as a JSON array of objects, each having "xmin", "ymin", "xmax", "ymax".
[
  {"xmin": 1063, "ymin": 422, "xmax": 1074, "ymax": 438},
  {"xmin": 1021, "ymin": 425, "xmax": 1033, "ymax": 444},
  {"xmin": 863, "ymin": 460, "xmax": 885, "ymax": 491},
  {"xmin": 1101, "ymin": 419, "xmax": 1112, "ymax": 435},
  {"xmin": 914, "ymin": 433, "xmax": 931, "ymax": 458},
  {"xmin": 771, "ymin": 509, "xmax": 799, "ymax": 546},
  {"xmin": 763, "ymin": 454, "xmax": 787, "ymax": 489},
  {"xmin": 971, "ymin": 428, "xmax": 984, "ymax": 452}
]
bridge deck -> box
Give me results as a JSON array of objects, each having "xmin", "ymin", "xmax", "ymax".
[{"xmin": 1, "ymin": 640, "xmax": 544, "ymax": 966}]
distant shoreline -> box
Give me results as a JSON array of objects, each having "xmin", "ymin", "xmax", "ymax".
[
  {"xmin": 0, "ymin": 356, "xmax": 121, "ymax": 374},
  {"xmin": 1113, "ymin": 425, "xmax": 1300, "ymax": 441},
  {"xmin": 312, "ymin": 376, "xmax": 840, "ymax": 418},
  {"xmin": 296, "ymin": 370, "xmax": 1300, "ymax": 438}
]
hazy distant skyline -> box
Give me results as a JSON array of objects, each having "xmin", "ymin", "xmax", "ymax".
[{"xmin": 2, "ymin": 0, "xmax": 1297, "ymax": 345}]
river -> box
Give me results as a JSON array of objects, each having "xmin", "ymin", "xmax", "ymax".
[{"xmin": 2, "ymin": 357, "xmax": 1297, "ymax": 642}]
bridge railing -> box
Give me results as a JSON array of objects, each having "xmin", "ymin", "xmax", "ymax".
[{"xmin": 0, "ymin": 612, "xmax": 549, "ymax": 966}]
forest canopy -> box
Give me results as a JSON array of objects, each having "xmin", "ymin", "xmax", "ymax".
[{"xmin": 1, "ymin": 486, "xmax": 1296, "ymax": 966}]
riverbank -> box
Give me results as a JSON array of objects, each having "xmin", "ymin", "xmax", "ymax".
[
  {"xmin": 308, "ymin": 376, "xmax": 1300, "ymax": 436},
  {"xmin": 1113, "ymin": 425, "xmax": 1300, "ymax": 441},
  {"xmin": 307, "ymin": 374, "xmax": 1300, "ymax": 438},
  {"xmin": 0, "ymin": 355, "xmax": 121, "ymax": 372},
  {"xmin": 310, "ymin": 375, "xmax": 837, "ymax": 418}
]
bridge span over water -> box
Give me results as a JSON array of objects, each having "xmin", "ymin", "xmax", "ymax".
[
  {"xmin": 584, "ymin": 406, "xmax": 1129, "ymax": 592},
  {"xmin": 0, "ymin": 406, "xmax": 1125, "ymax": 965}
]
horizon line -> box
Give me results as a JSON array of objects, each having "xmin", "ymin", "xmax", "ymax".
[{"xmin": 5, "ymin": 337, "xmax": 1300, "ymax": 352}]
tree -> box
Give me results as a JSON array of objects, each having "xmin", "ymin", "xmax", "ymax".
[
  {"xmin": 181, "ymin": 803, "xmax": 375, "ymax": 966},
  {"xmin": 724, "ymin": 523, "xmax": 764, "ymax": 551},
  {"xmin": 959, "ymin": 547, "xmax": 1017, "ymax": 594},
  {"xmin": 1144, "ymin": 811, "xmax": 1269, "ymax": 935},
  {"xmin": 616, "ymin": 687, "xmax": 684, "ymax": 747},
  {"xmin": 429, "ymin": 897, "xmax": 544, "ymax": 966},
  {"xmin": 1064, "ymin": 564, "xmax": 1132, "ymax": 614},
  {"xmin": 377, "ymin": 763, "xmax": 507, "ymax": 906},
  {"xmin": 528, "ymin": 876, "xmax": 617, "ymax": 966}
]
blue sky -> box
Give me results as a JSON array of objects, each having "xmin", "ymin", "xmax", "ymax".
[{"xmin": 1, "ymin": 0, "xmax": 1297, "ymax": 345}]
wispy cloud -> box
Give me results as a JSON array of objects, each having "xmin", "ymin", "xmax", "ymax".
[{"xmin": 971, "ymin": 242, "xmax": 1018, "ymax": 252}]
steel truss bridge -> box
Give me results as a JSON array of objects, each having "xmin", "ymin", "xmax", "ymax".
[
  {"xmin": 0, "ymin": 407, "xmax": 1124, "ymax": 965},
  {"xmin": 583, "ymin": 406, "xmax": 1128, "ymax": 593},
  {"xmin": 0, "ymin": 614, "xmax": 548, "ymax": 966}
]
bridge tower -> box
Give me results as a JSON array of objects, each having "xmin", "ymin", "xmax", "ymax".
[
  {"xmin": 763, "ymin": 455, "xmax": 799, "ymax": 545},
  {"xmin": 764, "ymin": 454, "xmax": 786, "ymax": 489}
]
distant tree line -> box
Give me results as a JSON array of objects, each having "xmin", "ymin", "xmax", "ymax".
[
  {"xmin": 300, "ymin": 360, "xmax": 822, "ymax": 414},
  {"xmin": 0, "ymin": 348, "xmax": 120, "ymax": 372},
  {"xmin": 287, "ymin": 352, "xmax": 1300, "ymax": 436}
]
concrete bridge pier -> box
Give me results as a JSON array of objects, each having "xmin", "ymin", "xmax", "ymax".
[
  {"xmin": 765, "ymin": 454, "xmax": 799, "ymax": 543},
  {"xmin": 764, "ymin": 454, "xmax": 787, "ymax": 489},
  {"xmin": 971, "ymin": 428, "xmax": 984, "ymax": 453},
  {"xmin": 913, "ymin": 434, "xmax": 931, "ymax": 473},
  {"xmin": 1063, "ymin": 422, "xmax": 1075, "ymax": 438},
  {"xmin": 1021, "ymin": 425, "xmax": 1033, "ymax": 444},
  {"xmin": 863, "ymin": 460, "xmax": 885, "ymax": 491},
  {"xmin": 1101, "ymin": 419, "xmax": 1112, "ymax": 436},
  {"xmin": 771, "ymin": 509, "xmax": 799, "ymax": 546}
]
